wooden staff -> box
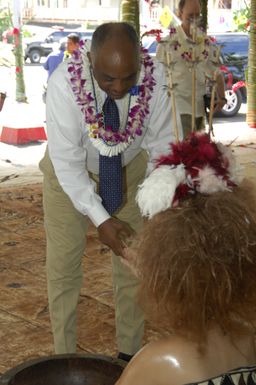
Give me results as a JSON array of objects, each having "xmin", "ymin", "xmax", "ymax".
[
  {"xmin": 165, "ymin": 47, "xmax": 179, "ymax": 142},
  {"xmin": 208, "ymin": 70, "xmax": 217, "ymax": 135},
  {"xmin": 190, "ymin": 20, "xmax": 197, "ymax": 132},
  {"xmin": 208, "ymin": 46, "xmax": 221, "ymax": 136}
]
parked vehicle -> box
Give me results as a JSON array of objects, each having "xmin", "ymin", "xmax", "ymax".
[
  {"xmin": 142, "ymin": 32, "xmax": 249, "ymax": 117},
  {"xmin": 212, "ymin": 32, "xmax": 248, "ymax": 117},
  {"xmin": 24, "ymin": 29, "xmax": 94, "ymax": 64}
]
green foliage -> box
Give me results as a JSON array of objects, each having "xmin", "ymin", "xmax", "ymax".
[
  {"xmin": 120, "ymin": 0, "xmax": 140, "ymax": 36},
  {"xmin": 22, "ymin": 28, "xmax": 33, "ymax": 38},
  {"xmin": 0, "ymin": 6, "xmax": 13, "ymax": 41},
  {"xmin": 233, "ymin": 4, "xmax": 251, "ymax": 32}
]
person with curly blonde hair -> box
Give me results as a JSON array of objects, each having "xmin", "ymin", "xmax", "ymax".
[{"xmin": 116, "ymin": 133, "xmax": 256, "ymax": 385}]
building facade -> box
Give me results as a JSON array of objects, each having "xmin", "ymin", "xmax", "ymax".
[
  {"xmin": 9, "ymin": 0, "xmax": 249, "ymax": 31},
  {"xmin": 19, "ymin": 0, "xmax": 180, "ymax": 30}
]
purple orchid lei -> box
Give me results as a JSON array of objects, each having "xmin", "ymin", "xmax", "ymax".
[
  {"xmin": 67, "ymin": 40, "xmax": 156, "ymax": 156},
  {"xmin": 162, "ymin": 26, "xmax": 214, "ymax": 65}
]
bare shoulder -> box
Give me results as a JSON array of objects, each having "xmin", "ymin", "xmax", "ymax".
[
  {"xmin": 115, "ymin": 337, "xmax": 194, "ymax": 385},
  {"xmin": 115, "ymin": 332, "xmax": 256, "ymax": 385},
  {"xmin": 115, "ymin": 341, "xmax": 165, "ymax": 385}
]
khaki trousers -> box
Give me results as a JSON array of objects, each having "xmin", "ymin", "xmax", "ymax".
[
  {"xmin": 39, "ymin": 148, "xmax": 147, "ymax": 355},
  {"xmin": 181, "ymin": 114, "xmax": 205, "ymax": 138}
]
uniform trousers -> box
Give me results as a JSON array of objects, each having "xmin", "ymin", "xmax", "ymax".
[
  {"xmin": 181, "ymin": 114, "xmax": 205, "ymax": 138},
  {"xmin": 39, "ymin": 148, "xmax": 147, "ymax": 355}
]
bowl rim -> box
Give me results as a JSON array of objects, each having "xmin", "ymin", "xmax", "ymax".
[{"xmin": 0, "ymin": 353, "xmax": 126, "ymax": 384}]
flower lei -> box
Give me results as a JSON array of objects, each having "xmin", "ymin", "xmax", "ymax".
[
  {"xmin": 136, "ymin": 133, "xmax": 242, "ymax": 219},
  {"xmin": 68, "ymin": 40, "xmax": 156, "ymax": 156},
  {"xmin": 157, "ymin": 25, "xmax": 217, "ymax": 66}
]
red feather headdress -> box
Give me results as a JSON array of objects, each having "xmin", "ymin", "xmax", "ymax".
[{"xmin": 136, "ymin": 133, "xmax": 242, "ymax": 218}]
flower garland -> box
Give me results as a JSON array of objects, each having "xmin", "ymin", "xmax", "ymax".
[
  {"xmin": 136, "ymin": 133, "xmax": 242, "ymax": 219},
  {"xmin": 68, "ymin": 40, "xmax": 156, "ymax": 156},
  {"xmin": 141, "ymin": 28, "xmax": 163, "ymax": 42},
  {"xmin": 157, "ymin": 25, "xmax": 219, "ymax": 67}
]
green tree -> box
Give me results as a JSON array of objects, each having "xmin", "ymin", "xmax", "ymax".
[
  {"xmin": 233, "ymin": 1, "xmax": 251, "ymax": 31},
  {"xmin": 0, "ymin": 6, "xmax": 12, "ymax": 42},
  {"xmin": 246, "ymin": 0, "xmax": 256, "ymax": 127},
  {"xmin": 120, "ymin": 0, "xmax": 140, "ymax": 36}
]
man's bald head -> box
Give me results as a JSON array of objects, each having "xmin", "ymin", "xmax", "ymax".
[
  {"xmin": 88, "ymin": 22, "xmax": 141, "ymax": 100},
  {"xmin": 90, "ymin": 22, "xmax": 140, "ymax": 55}
]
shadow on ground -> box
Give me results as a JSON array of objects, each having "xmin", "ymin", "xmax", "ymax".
[
  {"xmin": 0, "ymin": 183, "xmax": 164, "ymax": 376},
  {"xmin": 214, "ymin": 112, "xmax": 247, "ymax": 124}
]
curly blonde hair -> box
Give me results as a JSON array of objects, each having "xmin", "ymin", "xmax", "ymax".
[{"xmin": 135, "ymin": 180, "xmax": 256, "ymax": 344}]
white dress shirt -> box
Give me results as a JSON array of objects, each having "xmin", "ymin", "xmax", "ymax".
[{"xmin": 46, "ymin": 57, "xmax": 182, "ymax": 228}]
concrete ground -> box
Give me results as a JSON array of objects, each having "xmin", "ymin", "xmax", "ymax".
[
  {"xmin": 0, "ymin": 40, "xmax": 256, "ymax": 379},
  {"xmin": 0, "ymin": 99, "xmax": 255, "ymax": 376},
  {"xmin": 0, "ymin": 100, "xmax": 256, "ymax": 186}
]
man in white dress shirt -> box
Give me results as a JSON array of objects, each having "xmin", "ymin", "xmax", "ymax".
[{"xmin": 39, "ymin": 22, "xmax": 181, "ymax": 361}]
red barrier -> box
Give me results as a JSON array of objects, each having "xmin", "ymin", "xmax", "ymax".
[{"xmin": 0, "ymin": 126, "xmax": 47, "ymax": 144}]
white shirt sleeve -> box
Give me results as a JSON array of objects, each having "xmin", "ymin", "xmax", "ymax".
[
  {"xmin": 45, "ymin": 59, "xmax": 181, "ymax": 225},
  {"xmin": 46, "ymin": 63, "xmax": 110, "ymax": 227},
  {"xmin": 141, "ymin": 61, "xmax": 183, "ymax": 174}
]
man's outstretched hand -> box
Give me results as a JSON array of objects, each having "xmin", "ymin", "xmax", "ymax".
[{"xmin": 97, "ymin": 218, "xmax": 134, "ymax": 257}]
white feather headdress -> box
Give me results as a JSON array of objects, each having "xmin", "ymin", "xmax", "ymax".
[{"xmin": 136, "ymin": 133, "xmax": 242, "ymax": 219}]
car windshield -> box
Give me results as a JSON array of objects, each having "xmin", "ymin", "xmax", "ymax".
[
  {"xmin": 214, "ymin": 34, "xmax": 249, "ymax": 59},
  {"xmin": 211, "ymin": 33, "xmax": 249, "ymax": 72}
]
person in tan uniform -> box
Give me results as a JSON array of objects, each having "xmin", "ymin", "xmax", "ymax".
[{"xmin": 159, "ymin": 0, "xmax": 227, "ymax": 137}]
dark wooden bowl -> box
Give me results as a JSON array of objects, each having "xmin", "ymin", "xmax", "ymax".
[{"xmin": 0, "ymin": 354, "xmax": 126, "ymax": 385}]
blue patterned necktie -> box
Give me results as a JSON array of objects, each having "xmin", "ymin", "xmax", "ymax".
[{"xmin": 99, "ymin": 96, "xmax": 123, "ymax": 215}]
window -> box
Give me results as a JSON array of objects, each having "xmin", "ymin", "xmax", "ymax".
[
  {"xmin": 215, "ymin": 34, "xmax": 249, "ymax": 58},
  {"xmin": 217, "ymin": 0, "xmax": 231, "ymax": 9},
  {"xmin": 214, "ymin": 33, "xmax": 249, "ymax": 73}
]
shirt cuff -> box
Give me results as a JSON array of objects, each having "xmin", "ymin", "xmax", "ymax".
[{"xmin": 86, "ymin": 204, "xmax": 111, "ymax": 228}]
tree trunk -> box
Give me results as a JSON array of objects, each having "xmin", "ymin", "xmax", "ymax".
[
  {"xmin": 120, "ymin": 0, "xmax": 140, "ymax": 37},
  {"xmin": 13, "ymin": 0, "xmax": 27, "ymax": 103},
  {"xmin": 246, "ymin": 0, "xmax": 256, "ymax": 127},
  {"xmin": 13, "ymin": 28, "xmax": 27, "ymax": 103},
  {"xmin": 201, "ymin": 0, "xmax": 208, "ymax": 32}
]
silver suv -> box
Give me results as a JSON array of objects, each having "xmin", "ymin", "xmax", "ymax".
[{"xmin": 24, "ymin": 30, "xmax": 93, "ymax": 64}]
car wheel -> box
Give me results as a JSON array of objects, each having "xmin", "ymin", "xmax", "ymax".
[
  {"xmin": 29, "ymin": 49, "xmax": 41, "ymax": 64},
  {"xmin": 220, "ymin": 88, "xmax": 242, "ymax": 117}
]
